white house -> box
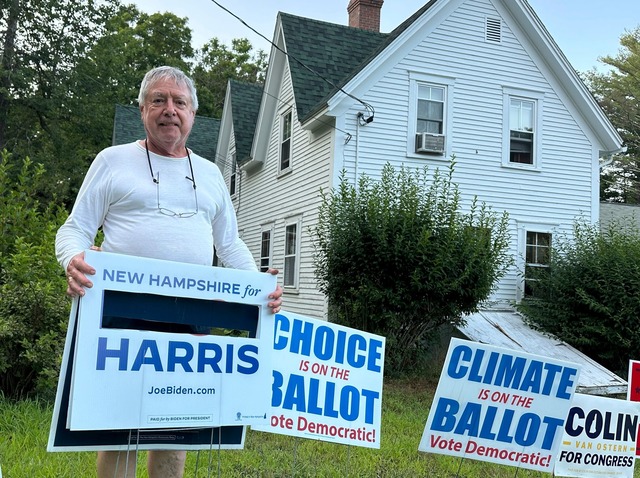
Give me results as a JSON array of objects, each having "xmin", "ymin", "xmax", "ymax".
[{"xmin": 215, "ymin": 0, "xmax": 624, "ymax": 320}]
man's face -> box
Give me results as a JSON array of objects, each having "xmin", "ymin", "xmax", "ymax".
[{"xmin": 140, "ymin": 78, "xmax": 195, "ymax": 155}]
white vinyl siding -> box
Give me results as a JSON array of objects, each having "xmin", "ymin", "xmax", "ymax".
[
  {"xmin": 336, "ymin": 0, "xmax": 592, "ymax": 305},
  {"xmin": 230, "ymin": 0, "xmax": 604, "ymax": 316},
  {"xmin": 232, "ymin": 62, "xmax": 331, "ymax": 318}
]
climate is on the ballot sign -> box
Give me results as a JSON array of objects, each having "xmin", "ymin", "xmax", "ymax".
[{"xmin": 419, "ymin": 338, "xmax": 581, "ymax": 472}]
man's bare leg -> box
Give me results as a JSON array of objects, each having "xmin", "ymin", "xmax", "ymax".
[
  {"xmin": 97, "ymin": 450, "xmax": 137, "ymax": 477},
  {"xmin": 147, "ymin": 450, "xmax": 187, "ymax": 478}
]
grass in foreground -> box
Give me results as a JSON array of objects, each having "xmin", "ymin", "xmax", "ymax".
[{"xmin": 0, "ymin": 378, "xmax": 630, "ymax": 477}]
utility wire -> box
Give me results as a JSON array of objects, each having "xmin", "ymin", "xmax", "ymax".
[{"xmin": 260, "ymin": 88, "xmax": 353, "ymax": 143}]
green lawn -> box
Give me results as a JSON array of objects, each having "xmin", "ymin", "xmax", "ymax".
[{"xmin": 0, "ymin": 377, "xmax": 601, "ymax": 477}]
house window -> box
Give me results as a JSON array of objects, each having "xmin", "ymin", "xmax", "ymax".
[
  {"xmin": 229, "ymin": 152, "xmax": 237, "ymax": 196},
  {"xmin": 283, "ymin": 220, "xmax": 300, "ymax": 288},
  {"xmin": 259, "ymin": 228, "xmax": 272, "ymax": 273},
  {"xmin": 280, "ymin": 110, "xmax": 292, "ymax": 172},
  {"xmin": 407, "ymin": 72, "xmax": 454, "ymax": 157},
  {"xmin": 414, "ymin": 84, "xmax": 446, "ymax": 155},
  {"xmin": 417, "ymin": 85, "xmax": 444, "ymax": 135},
  {"xmin": 509, "ymin": 98, "xmax": 535, "ymax": 164},
  {"xmin": 524, "ymin": 231, "xmax": 551, "ymax": 297},
  {"xmin": 503, "ymin": 87, "xmax": 543, "ymax": 168}
]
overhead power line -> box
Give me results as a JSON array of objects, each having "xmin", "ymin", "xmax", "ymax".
[{"xmin": 209, "ymin": 0, "xmax": 376, "ymax": 122}]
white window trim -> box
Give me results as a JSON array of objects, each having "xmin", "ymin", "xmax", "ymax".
[
  {"xmin": 516, "ymin": 221, "xmax": 556, "ymax": 302},
  {"xmin": 278, "ymin": 109, "xmax": 293, "ymax": 175},
  {"xmin": 283, "ymin": 215, "xmax": 302, "ymax": 291},
  {"xmin": 502, "ymin": 86, "xmax": 544, "ymax": 171},
  {"xmin": 259, "ymin": 223, "xmax": 274, "ymax": 273},
  {"xmin": 406, "ymin": 71, "xmax": 455, "ymax": 160}
]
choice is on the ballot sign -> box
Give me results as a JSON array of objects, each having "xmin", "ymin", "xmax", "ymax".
[
  {"xmin": 419, "ymin": 338, "xmax": 581, "ymax": 472},
  {"xmin": 252, "ymin": 310, "xmax": 385, "ymax": 448},
  {"xmin": 61, "ymin": 250, "xmax": 275, "ymax": 432}
]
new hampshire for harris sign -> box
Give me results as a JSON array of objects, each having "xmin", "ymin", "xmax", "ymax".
[
  {"xmin": 66, "ymin": 250, "xmax": 275, "ymax": 431},
  {"xmin": 419, "ymin": 338, "xmax": 581, "ymax": 472}
]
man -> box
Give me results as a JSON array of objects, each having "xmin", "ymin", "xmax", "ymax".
[{"xmin": 56, "ymin": 66, "xmax": 282, "ymax": 477}]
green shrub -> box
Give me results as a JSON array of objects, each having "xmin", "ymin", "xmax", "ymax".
[
  {"xmin": 0, "ymin": 151, "xmax": 69, "ymax": 399},
  {"xmin": 518, "ymin": 219, "xmax": 640, "ymax": 377},
  {"xmin": 313, "ymin": 162, "xmax": 511, "ymax": 373}
]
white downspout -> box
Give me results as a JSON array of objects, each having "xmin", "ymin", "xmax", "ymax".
[{"xmin": 355, "ymin": 116, "xmax": 360, "ymax": 188}]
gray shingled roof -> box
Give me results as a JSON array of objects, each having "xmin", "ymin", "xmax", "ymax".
[
  {"xmin": 229, "ymin": 80, "xmax": 263, "ymax": 162},
  {"xmin": 112, "ymin": 104, "xmax": 221, "ymax": 162},
  {"xmin": 279, "ymin": 12, "xmax": 386, "ymax": 123},
  {"xmin": 280, "ymin": 1, "xmax": 436, "ymax": 123}
]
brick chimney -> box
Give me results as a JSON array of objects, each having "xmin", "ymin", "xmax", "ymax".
[{"xmin": 348, "ymin": 0, "xmax": 384, "ymax": 32}]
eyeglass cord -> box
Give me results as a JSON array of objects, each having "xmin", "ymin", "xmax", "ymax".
[{"xmin": 145, "ymin": 139, "xmax": 197, "ymax": 190}]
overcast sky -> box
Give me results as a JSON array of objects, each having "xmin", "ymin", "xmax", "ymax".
[{"xmin": 131, "ymin": 0, "xmax": 639, "ymax": 73}]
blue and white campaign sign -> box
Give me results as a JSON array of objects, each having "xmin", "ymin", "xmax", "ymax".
[
  {"xmin": 252, "ymin": 311, "xmax": 385, "ymax": 448},
  {"xmin": 67, "ymin": 250, "xmax": 275, "ymax": 431},
  {"xmin": 554, "ymin": 393, "xmax": 640, "ymax": 477},
  {"xmin": 419, "ymin": 338, "xmax": 581, "ymax": 472}
]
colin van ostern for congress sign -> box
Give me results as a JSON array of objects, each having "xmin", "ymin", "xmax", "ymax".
[{"xmin": 554, "ymin": 393, "xmax": 640, "ymax": 477}]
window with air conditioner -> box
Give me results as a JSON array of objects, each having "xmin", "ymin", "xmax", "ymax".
[
  {"xmin": 415, "ymin": 85, "xmax": 445, "ymax": 154},
  {"xmin": 407, "ymin": 73, "xmax": 454, "ymax": 158}
]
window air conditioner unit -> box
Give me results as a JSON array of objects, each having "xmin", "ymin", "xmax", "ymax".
[{"xmin": 415, "ymin": 132, "xmax": 445, "ymax": 154}]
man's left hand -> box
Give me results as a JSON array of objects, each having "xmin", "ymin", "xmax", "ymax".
[{"xmin": 266, "ymin": 268, "xmax": 283, "ymax": 314}]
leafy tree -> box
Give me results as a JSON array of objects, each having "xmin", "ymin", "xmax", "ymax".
[
  {"xmin": 2, "ymin": 0, "xmax": 266, "ymax": 203},
  {"xmin": 0, "ymin": 0, "xmax": 20, "ymax": 148},
  {"xmin": 517, "ymin": 219, "xmax": 640, "ymax": 377},
  {"xmin": 61, "ymin": 6, "xmax": 195, "ymax": 201},
  {"xmin": 0, "ymin": 150, "xmax": 69, "ymax": 398},
  {"xmin": 1, "ymin": 1, "xmax": 200, "ymax": 203},
  {"xmin": 71, "ymin": 6, "xmax": 195, "ymax": 123},
  {"xmin": 0, "ymin": 0, "xmax": 120, "ymax": 203},
  {"xmin": 313, "ymin": 162, "xmax": 511, "ymax": 372},
  {"xmin": 0, "ymin": 0, "xmax": 118, "ymax": 152},
  {"xmin": 192, "ymin": 38, "xmax": 267, "ymax": 117},
  {"xmin": 584, "ymin": 27, "xmax": 640, "ymax": 202}
]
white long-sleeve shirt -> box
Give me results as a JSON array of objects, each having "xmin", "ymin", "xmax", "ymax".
[{"xmin": 56, "ymin": 141, "xmax": 257, "ymax": 272}]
